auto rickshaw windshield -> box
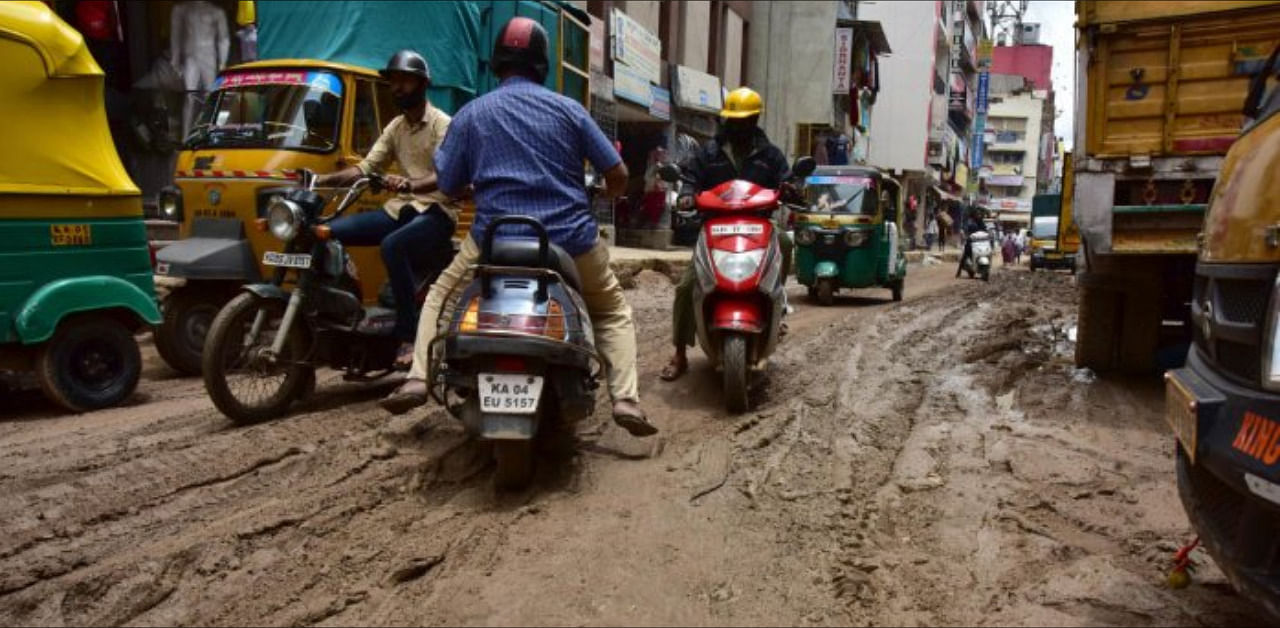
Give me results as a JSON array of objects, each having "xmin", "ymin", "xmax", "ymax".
[
  {"xmin": 185, "ymin": 70, "xmax": 344, "ymax": 152},
  {"xmin": 804, "ymin": 175, "xmax": 877, "ymax": 215}
]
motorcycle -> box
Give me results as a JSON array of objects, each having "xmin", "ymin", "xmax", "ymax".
[
  {"xmin": 202, "ymin": 170, "xmax": 452, "ymax": 424},
  {"xmin": 961, "ymin": 230, "xmax": 993, "ymax": 282},
  {"xmin": 659, "ymin": 157, "xmax": 816, "ymax": 413},
  {"xmin": 427, "ymin": 212, "xmax": 601, "ymax": 490}
]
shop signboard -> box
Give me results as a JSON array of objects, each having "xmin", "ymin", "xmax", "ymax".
[
  {"xmin": 832, "ymin": 27, "xmax": 852, "ymax": 94},
  {"xmin": 649, "ymin": 85, "xmax": 671, "ymax": 120},
  {"xmin": 613, "ymin": 63, "xmax": 653, "ymax": 107},
  {"xmin": 674, "ymin": 65, "xmax": 723, "ymax": 114},
  {"xmin": 611, "ymin": 8, "xmax": 661, "ymax": 84}
]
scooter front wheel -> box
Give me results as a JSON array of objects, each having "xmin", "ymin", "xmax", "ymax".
[
  {"xmin": 203, "ymin": 292, "xmax": 312, "ymax": 425},
  {"xmin": 981, "ymin": 265, "xmax": 990, "ymax": 282},
  {"xmin": 723, "ymin": 333, "xmax": 750, "ymax": 414}
]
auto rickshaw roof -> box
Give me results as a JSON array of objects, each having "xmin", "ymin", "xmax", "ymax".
[
  {"xmin": 0, "ymin": 1, "xmax": 138, "ymax": 196},
  {"xmin": 0, "ymin": 1, "xmax": 101, "ymax": 77},
  {"xmin": 809, "ymin": 165, "xmax": 886, "ymax": 180},
  {"xmin": 226, "ymin": 58, "xmax": 382, "ymax": 79}
]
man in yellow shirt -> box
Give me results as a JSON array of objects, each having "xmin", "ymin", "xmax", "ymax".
[{"xmin": 316, "ymin": 50, "xmax": 459, "ymax": 365}]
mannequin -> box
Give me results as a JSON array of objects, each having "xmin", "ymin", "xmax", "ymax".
[{"xmin": 171, "ymin": 0, "xmax": 229, "ymax": 137}]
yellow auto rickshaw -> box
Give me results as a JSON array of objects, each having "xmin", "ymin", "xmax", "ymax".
[
  {"xmin": 152, "ymin": 59, "xmax": 471, "ymax": 374},
  {"xmin": 0, "ymin": 1, "xmax": 161, "ymax": 411}
]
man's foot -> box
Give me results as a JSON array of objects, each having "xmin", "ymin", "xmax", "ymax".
[
  {"xmin": 394, "ymin": 342, "xmax": 414, "ymax": 369},
  {"xmin": 659, "ymin": 355, "xmax": 688, "ymax": 382},
  {"xmin": 380, "ymin": 378, "xmax": 428, "ymax": 415},
  {"xmin": 612, "ymin": 399, "xmax": 658, "ymax": 437}
]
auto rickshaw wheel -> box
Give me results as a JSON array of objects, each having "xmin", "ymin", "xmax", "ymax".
[
  {"xmin": 891, "ymin": 280, "xmax": 904, "ymax": 302},
  {"xmin": 155, "ymin": 289, "xmax": 224, "ymax": 376},
  {"xmin": 203, "ymin": 293, "xmax": 312, "ymax": 425},
  {"xmin": 723, "ymin": 333, "xmax": 750, "ymax": 414},
  {"xmin": 817, "ymin": 280, "xmax": 835, "ymax": 306},
  {"xmin": 36, "ymin": 316, "xmax": 142, "ymax": 413}
]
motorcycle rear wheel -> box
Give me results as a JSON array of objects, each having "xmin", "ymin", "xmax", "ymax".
[
  {"xmin": 981, "ymin": 266, "xmax": 990, "ymax": 282},
  {"xmin": 203, "ymin": 293, "xmax": 313, "ymax": 425},
  {"xmin": 723, "ymin": 333, "xmax": 750, "ymax": 414},
  {"xmin": 493, "ymin": 440, "xmax": 534, "ymax": 491}
]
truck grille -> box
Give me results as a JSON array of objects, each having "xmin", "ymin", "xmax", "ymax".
[{"xmin": 1192, "ymin": 264, "xmax": 1275, "ymax": 387}]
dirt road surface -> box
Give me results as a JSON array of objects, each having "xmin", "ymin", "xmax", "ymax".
[{"xmin": 0, "ymin": 262, "xmax": 1266, "ymax": 626}]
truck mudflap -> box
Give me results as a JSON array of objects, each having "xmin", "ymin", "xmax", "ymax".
[{"xmin": 154, "ymin": 219, "xmax": 260, "ymax": 282}]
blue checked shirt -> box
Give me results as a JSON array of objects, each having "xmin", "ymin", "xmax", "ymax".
[{"xmin": 434, "ymin": 76, "xmax": 621, "ymax": 256}]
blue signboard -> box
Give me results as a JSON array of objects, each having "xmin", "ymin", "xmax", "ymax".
[{"xmin": 970, "ymin": 71, "xmax": 990, "ymax": 171}]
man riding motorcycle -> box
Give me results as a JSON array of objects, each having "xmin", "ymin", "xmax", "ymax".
[
  {"xmin": 379, "ymin": 17, "xmax": 657, "ymax": 437},
  {"xmin": 659, "ymin": 87, "xmax": 794, "ymax": 382},
  {"xmin": 955, "ymin": 207, "xmax": 985, "ymax": 278},
  {"xmin": 314, "ymin": 50, "xmax": 458, "ymax": 366}
]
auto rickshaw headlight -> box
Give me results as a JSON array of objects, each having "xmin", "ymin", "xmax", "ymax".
[
  {"xmin": 267, "ymin": 198, "xmax": 305, "ymax": 241},
  {"xmin": 795, "ymin": 228, "xmax": 817, "ymax": 246},
  {"xmin": 158, "ymin": 186, "xmax": 183, "ymax": 221},
  {"xmin": 843, "ymin": 229, "xmax": 868, "ymax": 247}
]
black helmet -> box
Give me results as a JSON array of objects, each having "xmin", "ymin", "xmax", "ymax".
[
  {"xmin": 491, "ymin": 17, "xmax": 549, "ymax": 84},
  {"xmin": 381, "ymin": 49, "xmax": 431, "ymax": 85}
]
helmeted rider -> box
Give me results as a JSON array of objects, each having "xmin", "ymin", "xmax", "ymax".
[
  {"xmin": 379, "ymin": 17, "xmax": 658, "ymax": 437},
  {"xmin": 315, "ymin": 50, "xmax": 459, "ymax": 366},
  {"xmin": 659, "ymin": 87, "xmax": 795, "ymax": 382},
  {"xmin": 955, "ymin": 207, "xmax": 986, "ymax": 278}
]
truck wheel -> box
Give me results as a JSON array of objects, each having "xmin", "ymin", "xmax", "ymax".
[
  {"xmin": 891, "ymin": 280, "xmax": 904, "ymax": 302},
  {"xmin": 1075, "ymin": 281, "xmax": 1119, "ymax": 370},
  {"xmin": 37, "ymin": 317, "xmax": 142, "ymax": 412},
  {"xmin": 817, "ymin": 279, "xmax": 835, "ymax": 306},
  {"xmin": 493, "ymin": 440, "xmax": 535, "ymax": 491},
  {"xmin": 723, "ymin": 333, "xmax": 750, "ymax": 414},
  {"xmin": 154, "ymin": 289, "xmax": 224, "ymax": 376},
  {"xmin": 203, "ymin": 293, "xmax": 312, "ymax": 424}
]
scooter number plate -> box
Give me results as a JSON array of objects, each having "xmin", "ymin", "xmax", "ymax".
[
  {"xmin": 479, "ymin": 373, "xmax": 545, "ymax": 415},
  {"xmin": 263, "ymin": 252, "xmax": 313, "ymax": 268},
  {"xmin": 710, "ymin": 224, "xmax": 765, "ymax": 236}
]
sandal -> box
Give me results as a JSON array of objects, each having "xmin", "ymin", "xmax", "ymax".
[
  {"xmin": 612, "ymin": 399, "xmax": 658, "ymax": 437},
  {"xmin": 380, "ymin": 378, "xmax": 428, "ymax": 415},
  {"xmin": 394, "ymin": 342, "xmax": 414, "ymax": 369},
  {"xmin": 659, "ymin": 357, "xmax": 688, "ymax": 382}
]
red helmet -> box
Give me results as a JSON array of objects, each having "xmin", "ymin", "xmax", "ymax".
[{"xmin": 492, "ymin": 17, "xmax": 549, "ymax": 84}]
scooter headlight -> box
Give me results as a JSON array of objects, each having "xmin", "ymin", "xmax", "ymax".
[
  {"xmin": 795, "ymin": 228, "xmax": 817, "ymax": 246},
  {"xmin": 843, "ymin": 229, "xmax": 869, "ymax": 247},
  {"xmin": 267, "ymin": 198, "xmax": 304, "ymax": 241},
  {"xmin": 711, "ymin": 249, "xmax": 766, "ymax": 282}
]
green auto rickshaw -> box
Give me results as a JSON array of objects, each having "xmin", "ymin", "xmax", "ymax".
[
  {"xmin": 793, "ymin": 166, "xmax": 908, "ymax": 304},
  {"xmin": 0, "ymin": 2, "xmax": 161, "ymax": 412}
]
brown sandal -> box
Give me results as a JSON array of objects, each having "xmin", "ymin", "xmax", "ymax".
[
  {"xmin": 659, "ymin": 357, "xmax": 688, "ymax": 382},
  {"xmin": 612, "ymin": 399, "xmax": 658, "ymax": 437}
]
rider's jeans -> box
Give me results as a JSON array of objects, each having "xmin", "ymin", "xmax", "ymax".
[
  {"xmin": 672, "ymin": 230, "xmax": 792, "ymax": 348},
  {"xmin": 328, "ymin": 204, "xmax": 455, "ymax": 341},
  {"xmin": 407, "ymin": 236, "xmax": 641, "ymax": 403}
]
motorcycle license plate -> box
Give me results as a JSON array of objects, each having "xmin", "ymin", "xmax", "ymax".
[
  {"xmin": 479, "ymin": 373, "xmax": 545, "ymax": 415},
  {"xmin": 263, "ymin": 252, "xmax": 313, "ymax": 268},
  {"xmin": 1165, "ymin": 373, "xmax": 1198, "ymax": 463},
  {"xmin": 710, "ymin": 224, "xmax": 765, "ymax": 236}
]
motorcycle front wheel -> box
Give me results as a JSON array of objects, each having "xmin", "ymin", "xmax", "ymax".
[
  {"xmin": 981, "ymin": 265, "xmax": 990, "ymax": 282},
  {"xmin": 723, "ymin": 333, "xmax": 750, "ymax": 414},
  {"xmin": 203, "ymin": 292, "xmax": 313, "ymax": 425}
]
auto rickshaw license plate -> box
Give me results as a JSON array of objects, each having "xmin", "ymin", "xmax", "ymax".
[
  {"xmin": 263, "ymin": 252, "xmax": 312, "ymax": 268},
  {"xmin": 479, "ymin": 373, "xmax": 544, "ymax": 415},
  {"xmin": 1165, "ymin": 373, "xmax": 1198, "ymax": 463}
]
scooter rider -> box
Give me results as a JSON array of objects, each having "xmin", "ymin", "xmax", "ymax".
[
  {"xmin": 955, "ymin": 207, "xmax": 984, "ymax": 278},
  {"xmin": 314, "ymin": 50, "xmax": 458, "ymax": 366},
  {"xmin": 659, "ymin": 87, "xmax": 794, "ymax": 382},
  {"xmin": 379, "ymin": 17, "xmax": 658, "ymax": 437}
]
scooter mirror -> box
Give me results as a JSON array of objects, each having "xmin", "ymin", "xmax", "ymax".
[
  {"xmin": 658, "ymin": 163, "xmax": 681, "ymax": 184},
  {"xmin": 792, "ymin": 156, "xmax": 817, "ymax": 179}
]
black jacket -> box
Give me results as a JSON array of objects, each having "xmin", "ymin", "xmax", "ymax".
[{"xmin": 678, "ymin": 127, "xmax": 790, "ymax": 196}]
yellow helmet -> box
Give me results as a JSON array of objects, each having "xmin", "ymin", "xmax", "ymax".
[{"xmin": 721, "ymin": 87, "xmax": 763, "ymax": 119}]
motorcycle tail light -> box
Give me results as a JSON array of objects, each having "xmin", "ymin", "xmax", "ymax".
[
  {"xmin": 459, "ymin": 297, "xmax": 481, "ymax": 332},
  {"xmin": 464, "ymin": 299, "xmax": 567, "ymax": 339},
  {"xmin": 544, "ymin": 299, "xmax": 566, "ymax": 339}
]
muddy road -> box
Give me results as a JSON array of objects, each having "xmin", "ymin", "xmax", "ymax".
[{"xmin": 0, "ymin": 262, "xmax": 1265, "ymax": 626}]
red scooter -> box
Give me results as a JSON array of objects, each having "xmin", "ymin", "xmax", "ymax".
[{"xmin": 660, "ymin": 157, "xmax": 815, "ymax": 412}]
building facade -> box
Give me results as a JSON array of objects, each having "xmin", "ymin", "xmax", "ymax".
[{"xmin": 979, "ymin": 75, "xmax": 1046, "ymax": 222}]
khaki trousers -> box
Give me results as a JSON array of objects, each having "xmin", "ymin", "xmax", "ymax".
[{"xmin": 408, "ymin": 236, "xmax": 640, "ymax": 402}]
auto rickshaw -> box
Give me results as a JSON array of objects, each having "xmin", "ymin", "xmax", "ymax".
[
  {"xmin": 793, "ymin": 166, "xmax": 908, "ymax": 304},
  {"xmin": 0, "ymin": 2, "xmax": 161, "ymax": 411},
  {"xmin": 152, "ymin": 59, "xmax": 469, "ymax": 375}
]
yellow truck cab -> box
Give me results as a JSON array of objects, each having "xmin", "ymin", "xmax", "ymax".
[
  {"xmin": 1165, "ymin": 48, "xmax": 1280, "ymax": 621},
  {"xmin": 152, "ymin": 60, "xmax": 470, "ymax": 374}
]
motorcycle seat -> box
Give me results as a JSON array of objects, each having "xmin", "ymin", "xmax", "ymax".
[{"xmin": 485, "ymin": 238, "xmax": 582, "ymax": 292}]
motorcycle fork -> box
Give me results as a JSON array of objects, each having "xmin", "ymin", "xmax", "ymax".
[{"xmin": 267, "ymin": 244, "xmax": 321, "ymax": 357}]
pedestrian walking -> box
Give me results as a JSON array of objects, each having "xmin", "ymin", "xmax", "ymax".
[{"xmin": 924, "ymin": 212, "xmax": 939, "ymax": 251}]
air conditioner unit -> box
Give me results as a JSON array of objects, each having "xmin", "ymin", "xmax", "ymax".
[{"xmin": 1021, "ymin": 23, "xmax": 1041, "ymax": 45}]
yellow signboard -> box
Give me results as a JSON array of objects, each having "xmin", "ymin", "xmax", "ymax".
[{"xmin": 50, "ymin": 224, "xmax": 92, "ymax": 246}]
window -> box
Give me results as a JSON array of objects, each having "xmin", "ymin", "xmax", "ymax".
[
  {"xmin": 560, "ymin": 12, "xmax": 591, "ymax": 107},
  {"xmin": 352, "ymin": 79, "xmax": 380, "ymax": 155},
  {"xmin": 795, "ymin": 123, "xmax": 831, "ymax": 159}
]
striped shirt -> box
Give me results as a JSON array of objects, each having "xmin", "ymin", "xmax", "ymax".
[{"xmin": 434, "ymin": 76, "xmax": 620, "ymax": 256}]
